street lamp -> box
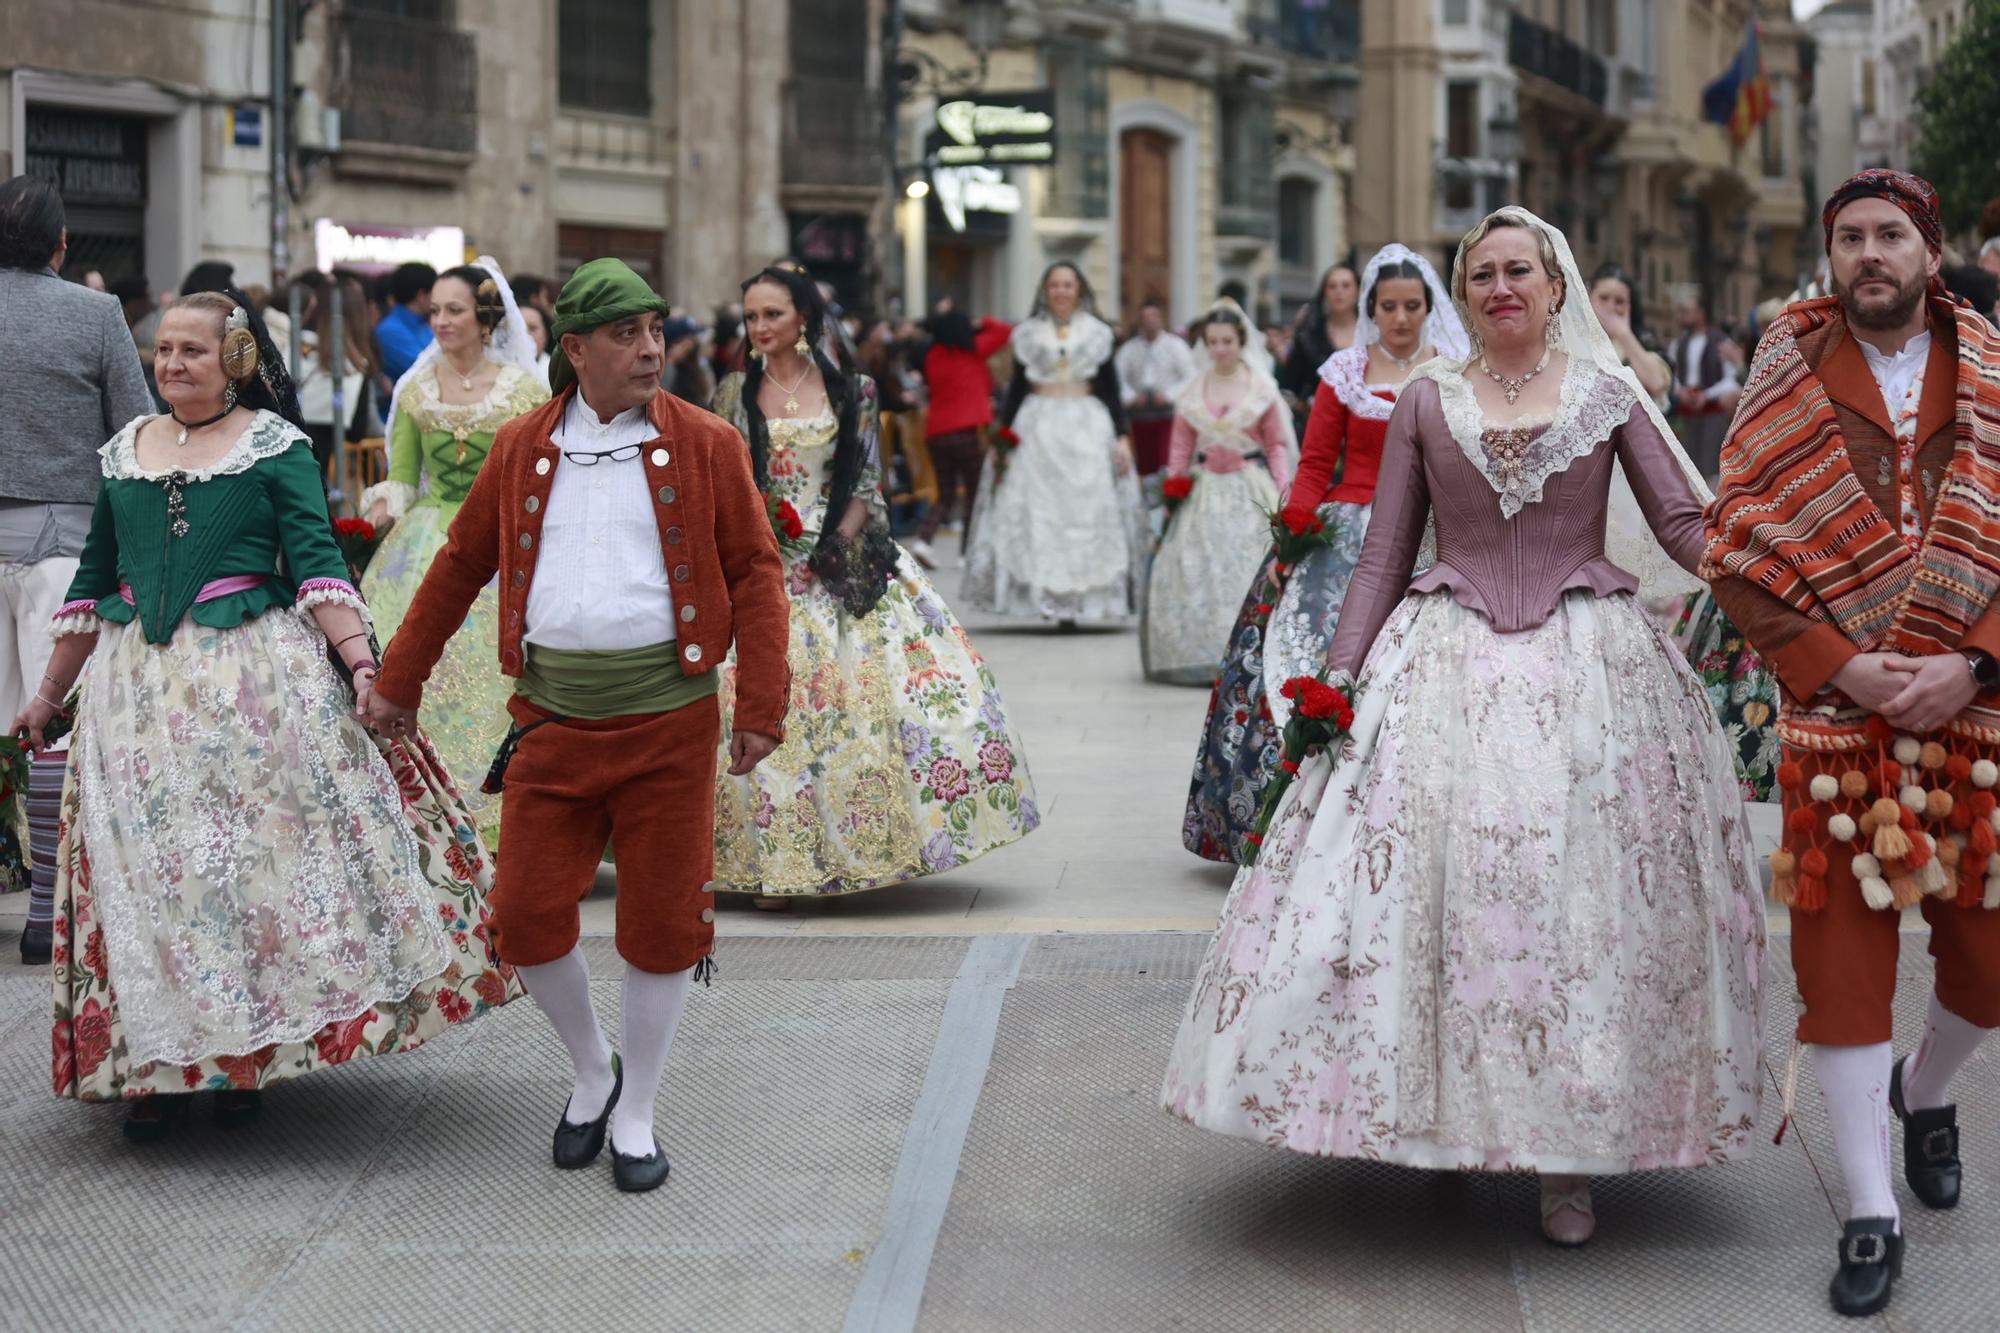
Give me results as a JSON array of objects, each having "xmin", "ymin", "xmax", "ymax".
[
  {"xmin": 906, "ymin": 178, "xmax": 931, "ymax": 200},
  {"xmin": 897, "ymin": 0, "xmax": 1008, "ymax": 97}
]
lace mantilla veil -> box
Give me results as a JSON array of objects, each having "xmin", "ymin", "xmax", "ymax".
[
  {"xmin": 381, "ymin": 255, "xmax": 541, "ymax": 451},
  {"xmin": 1347, "ymin": 243, "xmax": 1473, "ymax": 365},
  {"xmin": 1417, "ymin": 206, "xmax": 1712, "ymax": 610},
  {"xmin": 1187, "ymin": 295, "xmax": 1297, "ymax": 460}
]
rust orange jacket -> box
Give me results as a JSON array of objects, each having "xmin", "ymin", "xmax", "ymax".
[{"xmin": 374, "ymin": 386, "xmax": 791, "ymax": 739}]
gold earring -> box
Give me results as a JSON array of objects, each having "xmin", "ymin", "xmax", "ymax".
[
  {"xmin": 794, "ymin": 331, "xmax": 811, "ymax": 356},
  {"xmin": 749, "ymin": 346, "xmax": 763, "ymax": 361}
]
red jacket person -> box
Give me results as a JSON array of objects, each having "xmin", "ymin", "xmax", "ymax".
[
  {"xmin": 370, "ymin": 259, "xmax": 788, "ymax": 1192},
  {"xmin": 1706, "ymin": 170, "xmax": 2000, "ymax": 1317}
]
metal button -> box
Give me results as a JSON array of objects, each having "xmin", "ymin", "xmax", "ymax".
[
  {"xmin": 511, "ymin": 570, "xmax": 526, "ymax": 588},
  {"xmin": 519, "ymin": 532, "xmax": 533, "ymax": 550},
  {"xmin": 683, "ymin": 643, "xmax": 702, "ymax": 663},
  {"xmin": 699, "ymin": 907, "xmax": 716, "ymax": 924},
  {"xmin": 524, "ymin": 495, "xmax": 540, "ymax": 514},
  {"xmin": 651, "ymin": 447, "xmax": 670, "ymax": 467},
  {"xmin": 666, "ymin": 526, "xmax": 684, "ymax": 544},
  {"xmin": 673, "ymin": 564, "xmax": 690, "ymax": 582},
  {"xmin": 657, "ymin": 485, "xmax": 676, "ymax": 505},
  {"xmin": 534, "ymin": 457, "xmax": 551, "ymax": 476},
  {"xmin": 679, "ymin": 604, "xmax": 696, "ymax": 623}
]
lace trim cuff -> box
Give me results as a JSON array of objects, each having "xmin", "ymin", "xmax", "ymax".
[
  {"xmin": 358, "ymin": 479, "xmax": 417, "ymax": 522},
  {"xmin": 50, "ymin": 600, "xmax": 102, "ymax": 638},
  {"xmin": 296, "ymin": 579, "xmax": 373, "ymax": 626}
]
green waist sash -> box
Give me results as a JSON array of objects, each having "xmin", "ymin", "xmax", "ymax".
[{"xmin": 517, "ymin": 641, "xmax": 716, "ymax": 719}]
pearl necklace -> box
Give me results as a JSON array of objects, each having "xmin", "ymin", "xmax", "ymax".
[
  {"xmin": 1479, "ymin": 343, "xmax": 1552, "ymax": 405},
  {"xmin": 1378, "ymin": 342, "xmax": 1424, "ymax": 373}
]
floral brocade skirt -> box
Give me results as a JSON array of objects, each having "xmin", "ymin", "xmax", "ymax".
[
  {"xmin": 1670, "ymin": 591, "xmax": 1780, "ymax": 803},
  {"xmin": 1142, "ymin": 465, "xmax": 1280, "ymax": 686},
  {"xmin": 1164, "ymin": 591, "xmax": 1765, "ymax": 1173},
  {"xmin": 363, "ymin": 500, "xmax": 510, "ymax": 840},
  {"xmin": 51, "ymin": 611, "xmax": 522, "ymax": 1102},
  {"xmin": 1181, "ymin": 501, "xmax": 1369, "ymax": 864},
  {"xmin": 712, "ymin": 544, "xmax": 1038, "ymax": 895}
]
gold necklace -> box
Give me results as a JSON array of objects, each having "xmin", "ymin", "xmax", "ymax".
[
  {"xmin": 442, "ymin": 353, "xmax": 486, "ymax": 393},
  {"xmin": 768, "ymin": 363, "xmax": 813, "ymax": 416},
  {"xmin": 1479, "ymin": 344, "xmax": 1552, "ymax": 405}
]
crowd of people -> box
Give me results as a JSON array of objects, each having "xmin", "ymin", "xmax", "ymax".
[{"xmin": 10, "ymin": 158, "xmax": 2000, "ymax": 1319}]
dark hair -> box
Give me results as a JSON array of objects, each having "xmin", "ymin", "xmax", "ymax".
[
  {"xmin": 1588, "ymin": 261, "xmax": 1653, "ymax": 343},
  {"xmin": 1196, "ymin": 306, "xmax": 1249, "ymax": 344},
  {"xmin": 108, "ymin": 274, "xmax": 150, "ymax": 306},
  {"xmin": 179, "ymin": 260, "xmax": 236, "ymax": 297},
  {"xmin": 1944, "ymin": 264, "xmax": 2000, "ymax": 325},
  {"xmin": 927, "ymin": 308, "xmax": 976, "ymax": 350},
  {"xmin": 1365, "ymin": 260, "xmax": 1434, "ymax": 316},
  {"xmin": 0, "ymin": 175, "xmax": 65, "ymax": 271},
  {"xmin": 1030, "ymin": 261, "xmax": 1100, "ymax": 318},
  {"xmin": 390, "ymin": 261, "xmax": 438, "ymax": 307},
  {"xmin": 437, "ymin": 264, "xmax": 506, "ymax": 332},
  {"xmin": 509, "ymin": 273, "xmax": 547, "ymax": 309}
]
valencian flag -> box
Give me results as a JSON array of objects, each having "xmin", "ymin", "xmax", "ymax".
[{"xmin": 1702, "ymin": 18, "xmax": 1773, "ymax": 145}]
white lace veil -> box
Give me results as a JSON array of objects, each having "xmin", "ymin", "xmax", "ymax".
[
  {"xmin": 1188, "ymin": 295, "xmax": 1297, "ymax": 458},
  {"xmin": 382, "ymin": 255, "xmax": 538, "ymax": 449},
  {"xmin": 1445, "ymin": 207, "xmax": 1712, "ymax": 610},
  {"xmin": 1352, "ymin": 243, "xmax": 1472, "ymax": 361}
]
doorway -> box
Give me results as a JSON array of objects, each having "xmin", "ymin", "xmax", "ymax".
[{"xmin": 1119, "ymin": 128, "xmax": 1173, "ymax": 328}]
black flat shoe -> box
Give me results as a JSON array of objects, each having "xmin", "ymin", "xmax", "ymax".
[
  {"xmin": 122, "ymin": 1094, "xmax": 191, "ymax": 1144},
  {"xmin": 213, "ymin": 1089, "xmax": 263, "ymax": 1130},
  {"xmin": 1890, "ymin": 1054, "xmax": 1962, "ymax": 1209},
  {"xmin": 552, "ymin": 1054, "xmax": 621, "ymax": 1170},
  {"xmin": 19, "ymin": 922, "xmax": 51, "ymax": 966},
  {"xmin": 1828, "ymin": 1217, "xmax": 1903, "ymax": 1318},
  {"xmin": 611, "ymin": 1137, "xmax": 670, "ymax": 1193}
]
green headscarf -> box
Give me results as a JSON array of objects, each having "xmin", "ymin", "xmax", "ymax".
[{"xmin": 547, "ymin": 258, "xmax": 673, "ymax": 393}]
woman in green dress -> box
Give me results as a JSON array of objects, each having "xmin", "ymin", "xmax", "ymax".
[{"xmin": 361, "ymin": 259, "xmax": 548, "ymax": 830}]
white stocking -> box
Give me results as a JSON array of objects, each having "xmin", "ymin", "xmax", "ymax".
[
  {"xmin": 1815, "ymin": 1042, "xmax": 1900, "ymax": 1227},
  {"xmin": 1901, "ymin": 992, "xmax": 1993, "ymax": 1112},
  {"xmin": 516, "ymin": 944, "xmax": 616, "ymax": 1125},
  {"xmin": 610, "ymin": 963, "xmax": 693, "ymax": 1157}
]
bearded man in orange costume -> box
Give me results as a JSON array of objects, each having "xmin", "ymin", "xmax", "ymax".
[{"xmin": 1707, "ymin": 171, "xmax": 2000, "ymax": 1318}]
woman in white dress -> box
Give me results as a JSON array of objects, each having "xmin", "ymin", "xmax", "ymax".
[
  {"xmin": 963, "ymin": 263, "xmax": 1147, "ymax": 624},
  {"xmin": 1162, "ymin": 207, "xmax": 1763, "ymax": 1247},
  {"xmin": 1141, "ymin": 298, "xmax": 1294, "ymax": 684}
]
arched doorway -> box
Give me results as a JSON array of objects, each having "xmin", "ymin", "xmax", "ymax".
[{"xmin": 1119, "ymin": 128, "xmax": 1174, "ymax": 328}]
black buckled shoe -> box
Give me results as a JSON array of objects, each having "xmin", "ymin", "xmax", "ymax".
[
  {"xmin": 19, "ymin": 922, "xmax": 51, "ymax": 966},
  {"xmin": 552, "ymin": 1054, "xmax": 621, "ymax": 1170},
  {"xmin": 1890, "ymin": 1054, "xmax": 1962, "ymax": 1209},
  {"xmin": 612, "ymin": 1137, "xmax": 671, "ymax": 1194},
  {"xmin": 1829, "ymin": 1217, "xmax": 1903, "ymax": 1318}
]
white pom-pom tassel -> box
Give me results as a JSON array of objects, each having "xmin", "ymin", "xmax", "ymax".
[
  {"xmin": 1919, "ymin": 852, "xmax": 1950, "ymax": 897},
  {"xmin": 1894, "ymin": 737, "xmax": 1923, "ymax": 765},
  {"xmin": 1809, "ymin": 774, "xmax": 1840, "ymax": 802},
  {"xmin": 1829, "ymin": 813, "xmax": 1859, "ymax": 842},
  {"xmin": 1974, "ymin": 759, "xmax": 1999, "ymax": 790},
  {"xmin": 1990, "ymin": 810, "xmax": 2000, "ymax": 836},
  {"xmin": 1853, "ymin": 852, "xmax": 1883, "ymax": 879},
  {"xmin": 1862, "ymin": 876, "xmax": 1897, "ymax": 910},
  {"xmin": 1901, "ymin": 784, "xmax": 1929, "ymax": 813},
  {"xmin": 1986, "ymin": 876, "xmax": 2000, "ymax": 910}
]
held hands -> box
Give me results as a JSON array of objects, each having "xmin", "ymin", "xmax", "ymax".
[
  {"xmin": 363, "ymin": 683, "xmax": 420, "ymax": 741},
  {"xmin": 1877, "ymin": 654, "xmax": 1980, "ymax": 735},
  {"xmin": 365, "ymin": 500, "xmax": 390, "ymax": 530},
  {"xmin": 11, "ymin": 696, "xmax": 60, "ymax": 755},
  {"xmin": 728, "ymin": 730, "xmax": 779, "ymax": 776}
]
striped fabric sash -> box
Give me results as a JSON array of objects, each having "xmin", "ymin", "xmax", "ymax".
[{"xmin": 117, "ymin": 572, "xmax": 270, "ymax": 606}]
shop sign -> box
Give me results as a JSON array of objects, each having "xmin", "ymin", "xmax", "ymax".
[
  {"xmin": 313, "ymin": 219, "xmax": 465, "ymax": 273},
  {"xmin": 932, "ymin": 91, "xmax": 1057, "ymax": 166},
  {"xmin": 932, "ymin": 165, "xmax": 1021, "ymax": 234},
  {"xmin": 25, "ymin": 109, "xmax": 146, "ymax": 206}
]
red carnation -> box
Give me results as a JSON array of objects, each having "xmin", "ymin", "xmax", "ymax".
[
  {"xmin": 1296, "ymin": 680, "xmax": 1353, "ymax": 722},
  {"xmin": 1162, "ymin": 475, "xmax": 1194, "ymax": 500},
  {"xmin": 334, "ymin": 517, "xmax": 377, "ymax": 540},
  {"xmin": 1281, "ymin": 508, "xmax": 1316, "ymax": 536},
  {"xmin": 998, "ymin": 427, "xmax": 1020, "ymax": 445},
  {"xmin": 777, "ymin": 500, "xmax": 804, "ymax": 540}
]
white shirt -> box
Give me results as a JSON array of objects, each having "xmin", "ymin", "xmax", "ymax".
[
  {"xmin": 1676, "ymin": 330, "xmax": 1741, "ymax": 402},
  {"xmin": 1115, "ymin": 331, "xmax": 1196, "ymax": 406},
  {"xmin": 524, "ymin": 392, "xmax": 678, "ymax": 651},
  {"xmin": 1858, "ymin": 328, "xmax": 1932, "ymax": 425}
]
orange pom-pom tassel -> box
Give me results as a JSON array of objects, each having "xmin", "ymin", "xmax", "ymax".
[
  {"xmin": 1795, "ymin": 874, "xmax": 1828, "ymax": 912},
  {"xmin": 1928, "ymin": 789, "xmax": 1957, "ymax": 821},
  {"xmin": 1939, "ymin": 837, "xmax": 1963, "ymax": 868},
  {"xmin": 1920, "ymin": 742, "xmax": 1950, "ymax": 771},
  {"xmin": 1948, "ymin": 754, "xmax": 1974, "ymax": 783},
  {"xmin": 1860, "ymin": 811, "xmax": 1880, "ymax": 837},
  {"xmin": 1875, "ymin": 822, "xmax": 1914, "ymax": 862},
  {"xmin": 1841, "ymin": 769, "xmax": 1873, "ymax": 800},
  {"xmin": 1801, "ymin": 847, "xmax": 1830, "ymax": 877},
  {"xmin": 1973, "ymin": 821, "xmax": 1996, "ymax": 858},
  {"xmin": 1907, "ymin": 835, "xmax": 1933, "ymax": 869},
  {"xmin": 1952, "ymin": 805, "xmax": 1975, "ymax": 831},
  {"xmin": 1865, "ymin": 716, "xmax": 1894, "ymax": 744},
  {"xmin": 1900, "ymin": 806, "xmax": 1921, "ymax": 831},
  {"xmin": 1787, "ymin": 807, "xmax": 1817, "ymax": 835},
  {"xmin": 1879, "ymin": 761, "xmax": 1905, "ymax": 792},
  {"xmin": 1892, "ymin": 875, "xmax": 1923, "ymax": 910},
  {"xmin": 1776, "ymin": 761, "xmax": 1806, "ymax": 791},
  {"xmin": 1972, "ymin": 791, "xmax": 1997, "ymax": 819},
  {"xmin": 1871, "ymin": 797, "xmax": 1905, "ymax": 826},
  {"xmin": 1771, "ymin": 873, "xmax": 1798, "ymax": 906}
]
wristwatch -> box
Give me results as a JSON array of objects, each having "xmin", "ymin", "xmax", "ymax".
[{"xmin": 1963, "ymin": 649, "xmax": 2000, "ymax": 692}]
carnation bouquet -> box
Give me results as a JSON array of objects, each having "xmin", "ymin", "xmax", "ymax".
[
  {"xmin": 1159, "ymin": 473, "xmax": 1194, "ymax": 521},
  {"xmin": 332, "ymin": 516, "xmax": 381, "ymax": 581},
  {"xmin": 1237, "ymin": 506, "xmax": 1344, "ymax": 636},
  {"xmin": 765, "ymin": 494, "xmax": 809, "ymax": 554},
  {"xmin": 1243, "ymin": 669, "xmax": 1357, "ymax": 861}
]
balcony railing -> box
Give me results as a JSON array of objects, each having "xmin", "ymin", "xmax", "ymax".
[
  {"xmin": 338, "ymin": 12, "xmax": 478, "ymax": 154},
  {"xmin": 1507, "ymin": 13, "xmax": 1608, "ymax": 108},
  {"xmin": 1245, "ymin": 0, "xmax": 1360, "ymax": 63},
  {"xmin": 782, "ymin": 75, "xmax": 884, "ymax": 191}
]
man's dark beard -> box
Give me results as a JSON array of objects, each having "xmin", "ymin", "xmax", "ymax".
[{"xmin": 1836, "ymin": 266, "xmax": 1926, "ymax": 331}]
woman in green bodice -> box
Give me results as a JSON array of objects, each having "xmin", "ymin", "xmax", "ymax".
[{"xmin": 361, "ymin": 260, "xmax": 548, "ymax": 830}]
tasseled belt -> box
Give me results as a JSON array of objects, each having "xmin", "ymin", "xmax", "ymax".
[{"xmin": 1772, "ymin": 713, "xmax": 2000, "ymax": 912}]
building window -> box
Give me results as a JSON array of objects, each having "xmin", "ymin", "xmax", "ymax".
[
  {"xmin": 1047, "ymin": 43, "xmax": 1109, "ymax": 219},
  {"xmin": 348, "ymin": 0, "xmax": 451, "ymax": 18},
  {"xmin": 1446, "ymin": 82, "xmax": 1480, "ymax": 159},
  {"xmin": 1443, "ymin": 0, "xmax": 1471, "ymax": 26},
  {"xmin": 1860, "ymin": 58, "xmax": 1876, "ymax": 116},
  {"xmin": 1217, "ymin": 87, "xmax": 1276, "ymax": 237},
  {"xmin": 1760, "ymin": 93, "xmax": 1785, "ymax": 179},
  {"xmin": 559, "ymin": 0, "xmax": 652, "ymax": 115},
  {"xmin": 1277, "ymin": 178, "xmax": 1316, "ymax": 267},
  {"xmin": 782, "ymin": 0, "xmax": 878, "ymax": 188},
  {"xmin": 336, "ymin": 3, "xmax": 477, "ymax": 153}
]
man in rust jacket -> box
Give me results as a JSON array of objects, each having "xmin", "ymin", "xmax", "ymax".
[{"xmin": 369, "ymin": 259, "xmax": 788, "ymax": 1193}]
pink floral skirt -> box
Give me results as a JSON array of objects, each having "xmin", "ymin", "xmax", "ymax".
[{"xmin": 1163, "ymin": 591, "xmax": 1765, "ymax": 1174}]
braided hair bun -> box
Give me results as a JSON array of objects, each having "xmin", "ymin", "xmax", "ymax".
[{"xmin": 440, "ymin": 264, "xmax": 507, "ymax": 335}]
